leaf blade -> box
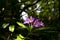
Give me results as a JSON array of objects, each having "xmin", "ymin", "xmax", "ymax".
[
  {"xmin": 16, "ymin": 22, "xmax": 26, "ymax": 28},
  {"xmin": 9, "ymin": 25, "xmax": 15, "ymax": 32},
  {"xmin": 2, "ymin": 23, "xmax": 9, "ymax": 28}
]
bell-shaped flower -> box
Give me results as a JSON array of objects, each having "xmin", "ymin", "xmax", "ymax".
[{"xmin": 24, "ymin": 16, "xmax": 35, "ymax": 24}]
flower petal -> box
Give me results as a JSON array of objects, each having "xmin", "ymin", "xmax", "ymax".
[
  {"xmin": 39, "ymin": 21, "xmax": 44, "ymax": 26},
  {"xmin": 29, "ymin": 16, "xmax": 35, "ymax": 22},
  {"xmin": 33, "ymin": 19, "xmax": 40, "ymax": 27},
  {"xmin": 24, "ymin": 18, "xmax": 30, "ymax": 24}
]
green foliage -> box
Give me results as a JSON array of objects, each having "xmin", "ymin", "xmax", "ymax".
[
  {"xmin": 0, "ymin": 0, "xmax": 59, "ymax": 40},
  {"xmin": 34, "ymin": 27, "xmax": 50, "ymax": 31},
  {"xmin": 16, "ymin": 22, "xmax": 26, "ymax": 28},
  {"xmin": 9, "ymin": 25, "xmax": 15, "ymax": 32},
  {"xmin": 2, "ymin": 23, "xmax": 9, "ymax": 28},
  {"xmin": 14, "ymin": 34, "xmax": 24, "ymax": 40}
]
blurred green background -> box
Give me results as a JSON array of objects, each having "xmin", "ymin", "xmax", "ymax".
[{"xmin": 0, "ymin": 0, "xmax": 59, "ymax": 40}]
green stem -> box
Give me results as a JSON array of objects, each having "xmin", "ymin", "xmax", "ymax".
[
  {"xmin": 28, "ymin": 23, "xmax": 33, "ymax": 32},
  {"xmin": 30, "ymin": 23, "xmax": 33, "ymax": 32},
  {"xmin": 24, "ymin": 23, "xmax": 33, "ymax": 40}
]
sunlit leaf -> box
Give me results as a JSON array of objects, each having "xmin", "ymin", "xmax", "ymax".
[
  {"xmin": 16, "ymin": 22, "xmax": 26, "ymax": 28},
  {"xmin": 19, "ymin": 34, "xmax": 24, "ymax": 38},
  {"xmin": 9, "ymin": 25, "xmax": 15, "ymax": 32},
  {"xmin": 2, "ymin": 23, "xmax": 9, "ymax": 28},
  {"xmin": 14, "ymin": 34, "xmax": 24, "ymax": 40},
  {"xmin": 15, "ymin": 36, "xmax": 22, "ymax": 40}
]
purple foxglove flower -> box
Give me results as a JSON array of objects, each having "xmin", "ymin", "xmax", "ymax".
[
  {"xmin": 39, "ymin": 21, "xmax": 44, "ymax": 26},
  {"xmin": 29, "ymin": 16, "xmax": 35, "ymax": 23},
  {"xmin": 24, "ymin": 16, "xmax": 35, "ymax": 24},
  {"xmin": 33, "ymin": 19, "xmax": 44, "ymax": 27},
  {"xmin": 24, "ymin": 18, "xmax": 30, "ymax": 24},
  {"xmin": 33, "ymin": 19, "xmax": 40, "ymax": 27},
  {"xmin": 24, "ymin": 16, "xmax": 44, "ymax": 27}
]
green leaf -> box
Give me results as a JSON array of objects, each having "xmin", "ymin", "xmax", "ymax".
[
  {"xmin": 2, "ymin": 23, "xmax": 9, "ymax": 28},
  {"xmin": 19, "ymin": 34, "xmax": 24, "ymax": 38},
  {"xmin": 9, "ymin": 25, "xmax": 15, "ymax": 32},
  {"xmin": 16, "ymin": 22, "xmax": 26, "ymax": 28},
  {"xmin": 34, "ymin": 27, "xmax": 50, "ymax": 31},
  {"xmin": 15, "ymin": 36, "xmax": 22, "ymax": 40},
  {"xmin": 14, "ymin": 34, "xmax": 24, "ymax": 40}
]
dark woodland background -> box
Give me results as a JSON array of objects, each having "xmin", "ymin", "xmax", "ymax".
[{"xmin": 0, "ymin": 0, "xmax": 59, "ymax": 40}]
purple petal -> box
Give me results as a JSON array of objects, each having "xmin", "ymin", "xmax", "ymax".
[
  {"xmin": 39, "ymin": 21, "xmax": 44, "ymax": 26},
  {"xmin": 24, "ymin": 18, "xmax": 30, "ymax": 24},
  {"xmin": 33, "ymin": 19, "xmax": 40, "ymax": 27},
  {"xmin": 29, "ymin": 16, "xmax": 35, "ymax": 23}
]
